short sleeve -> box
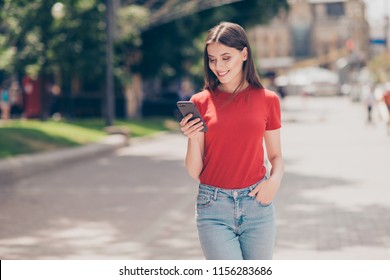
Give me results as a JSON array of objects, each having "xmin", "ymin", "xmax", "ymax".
[
  {"xmin": 190, "ymin": 91, "xmax": 208, "ymax": 116},
  {"xmin": 189, "ymin": 95, "xmax": 197, "ymax": 106},
  {"xmin": 266, "ymin": 93, "xmax": 281, "ymax": 130}
]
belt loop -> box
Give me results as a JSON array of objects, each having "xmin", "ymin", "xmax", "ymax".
[{"xmin": 213, "ymin": 188, "xmax": 218, "ymax": 201}]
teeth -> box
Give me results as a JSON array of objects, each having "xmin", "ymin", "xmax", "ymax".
[{"xmin": 218, "ymin": 71, "xmax": 229, "ymax": 76}]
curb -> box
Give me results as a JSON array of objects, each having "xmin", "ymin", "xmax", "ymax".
[{"xmin": 0, "ymin": 134, "xmax": 128, "ymax": 185}]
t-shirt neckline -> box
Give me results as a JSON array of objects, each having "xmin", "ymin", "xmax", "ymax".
[{"xmin": 215, "ymin": 84, "xmax": 252, "ymax": 95}]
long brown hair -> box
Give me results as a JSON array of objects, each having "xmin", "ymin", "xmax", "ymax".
[{"xmin": 203, "ymin": 22, "xmax": 263, "ymax": 93}]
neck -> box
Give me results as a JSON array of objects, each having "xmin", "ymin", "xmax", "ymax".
[{"xmin": 218, "ymin": 80, "xmax": 249, "ymax": 94}]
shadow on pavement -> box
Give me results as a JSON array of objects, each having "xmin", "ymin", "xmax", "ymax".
[
  {"xmin": 274, "ymin": 171, "xmax": 390, "ymax": 258},
  {"xmin": 0, "ymin": 152, "xmax": 202, "ymax": 259}
]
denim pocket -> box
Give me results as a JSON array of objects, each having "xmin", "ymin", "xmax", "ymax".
[{"xmin": 197, "ymin": 192, "xmax": 213, "ymax": 209}]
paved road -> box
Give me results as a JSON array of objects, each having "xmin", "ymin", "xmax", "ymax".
[
  {"xmin": 1, "ymin": 96, "xmax": 389, "ymax": 259},
  {"xmin": 275, "ymin": 96, "xmax": 390, "ymax": 259}
]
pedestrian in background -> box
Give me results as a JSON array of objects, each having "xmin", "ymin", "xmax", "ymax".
[
  {"xmin": 179, "ymin": 22, "xmax": 284, "ymax": 260},
  {"xmin": 0, "ymin": 80, "xmax": 11, "ymax": 120},
  {"xmin": 362, "ymin": 84, "xmax": 376, "ymax": 124}
]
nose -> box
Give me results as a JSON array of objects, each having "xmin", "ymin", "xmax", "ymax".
[{"xmin": 215, "ymin": 60, "xmax": 225, "ymax": 71}]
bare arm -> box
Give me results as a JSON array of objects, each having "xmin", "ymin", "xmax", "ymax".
[
  {"xmin": 180, "ymin": 114, "xmax": 205, "ymax": 180},
  {"xmin": 249, "ymin": 129, "xmax": 284, "ymax": 204},
  {"xmin": 264, "ymin": 128, "xmax": 284, "ymax": 185}
]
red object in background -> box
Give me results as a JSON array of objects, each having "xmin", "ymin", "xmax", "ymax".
[
  {"xmin": 22, "ymin": 76, "xmax": 41, "ymax": 118},
  {"xmin": 346, "ymin": 39, "xmax": 355, "ymax": 51},
  {"xmin": 384, "ymin": 91, "xmax": 390, "ymax": 106}
]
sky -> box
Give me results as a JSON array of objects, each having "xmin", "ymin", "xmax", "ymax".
[
  {"xmin": 364, "ymin": 0, "xmax": 390, "ymax": 24},
  {"xmin": 363, "ymin": 0, "xmax": 390, "ymax": 37}
]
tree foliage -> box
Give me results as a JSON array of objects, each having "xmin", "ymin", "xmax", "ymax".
[
  {"xmin": 140, "ymin": 0, "xmax": 288, "ymax": 89},
  {"xmin": 368, "ymin": 52, "xmax": 390, "ymax": 83},
  {"xmin": 114, "ymin": 4, "xmax": 149, "ymax": 86},
  {"xmin": 0, "ymin": 0, "xmax": 107, "ymax": 92},
  {"xmin": 0, "ymin": 0, "xmax": 288, "ymax": 97}
]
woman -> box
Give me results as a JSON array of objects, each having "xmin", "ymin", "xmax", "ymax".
[
  {"xmin": 180, "ymin": 22, "xmax": 284, "ymax": 260},
  {"xmin": 1, "ymin": 80, "xmax": 11, "ymax": 120}
]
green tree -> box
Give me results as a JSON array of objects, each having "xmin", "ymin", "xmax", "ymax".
[
  {"xmin": 0, "ymin": 0, "xmax": 107, "ymax": 83},
  {"xmin": 0, "ymin": 0, "xmax": 108, "ymax": 118},
  {"xmin": 114, "ymin": 4, "xmax": 149, "ymax": 86},
  {"xmin": 139, "ymin": 0, "xmax": 288, "ymax": 89},
  {"xmin": 1, "ymin": 0, "xmax": 288, "ymax": 119}
]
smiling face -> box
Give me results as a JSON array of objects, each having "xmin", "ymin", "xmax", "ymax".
[{"xmin": 207, "ymin": 42, "xmax": 248, "ymax": 92}]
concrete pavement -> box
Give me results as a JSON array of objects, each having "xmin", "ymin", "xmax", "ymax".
[
  {"xmin": 0, "ymin": 134, "xmax": 128, "ymax": 184},
  {"xmin": 0, "ymin": 96, "xmax": 390, "ymax": 259},
  {"xmin": 274, "ymin": 96, "xmax": 390, "ymax": 259},
  {"xmin": 0, "ymin": 131, "xmax": 202, "ymax": 259}
]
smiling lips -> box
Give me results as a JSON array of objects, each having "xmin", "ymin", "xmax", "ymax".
[{"xmin": 217, "ymin": 70, "xmax": 229, "ymax": 78}]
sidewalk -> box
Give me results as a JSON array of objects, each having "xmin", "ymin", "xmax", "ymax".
[
  {"xmin": 0, "ymin": 134, "xmax": 128, "ymax": 185},
  {"xmin": 274, "ymin": 96, "xmax": 390, "ymax": 259},
  {"xmin": 0, "ymin": 96, "xmax": 389, "ymax": 260}
]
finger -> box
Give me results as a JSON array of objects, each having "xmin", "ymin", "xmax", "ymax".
[
  {"xmin": 184, "ymin": 113, "xmax": 194, "ymax": 123},
  {"xmin": 253, "ymin": 192, "xmax": 269, "ymax": 204},
  {"xmin": 180, "ymin": 114, "xmax": 193, "ymax": 126},
  {"xmin": 248, "ymin": 186, "xmax": 260, "ymax": 197},
  {"xmin": 183, "ymin": 121, "xmax": 203, "ymax": 136},
  {"xmin": 182, "ymin": 118, "xmax": 201, "ymax": 132},
  {"xmin": 184, "ymin": 122, "xmax": 204, "ymax": 137},
  {"xmin": 187, "ymin": 118, "xmax": 201, "ymax": 127}
]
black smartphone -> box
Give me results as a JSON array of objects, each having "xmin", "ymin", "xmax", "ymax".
[{"xmin": 177, "ymin": 101, "xmax": 208, "ymax": 132}]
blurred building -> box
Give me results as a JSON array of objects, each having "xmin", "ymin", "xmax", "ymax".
[{"xmin": 249, "ymin": 0, "xmax": 369, "ymax": 72}]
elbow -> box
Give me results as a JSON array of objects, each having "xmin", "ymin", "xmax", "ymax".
[
  {"xmin": 268, "ymin": 154, "xmax": 284, "ymax": 165},
  {"xmin": 268, "ymin": 155, "xmax": 285, "ymax": 175}
]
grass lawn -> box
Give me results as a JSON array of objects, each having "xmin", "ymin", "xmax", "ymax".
[{"xmin": 0, "ymin": 118, "xmax": 179, "ymax": 159}]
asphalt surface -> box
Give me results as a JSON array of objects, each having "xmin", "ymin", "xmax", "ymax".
[{"xmin": 0, "ymin": 95, "xmax": 389, "ymax": 259}]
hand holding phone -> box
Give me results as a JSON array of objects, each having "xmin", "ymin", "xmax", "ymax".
[{"xmin": 177, "ymin": 101, "xmax": 208, "ymax": 133}]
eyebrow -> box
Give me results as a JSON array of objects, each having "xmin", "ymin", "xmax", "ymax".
[{"xmin": 208, "ymin": 52, "xmax": 231, "ymax": 57}]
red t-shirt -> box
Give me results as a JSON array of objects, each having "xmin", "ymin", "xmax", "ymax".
[{"xmin": 191, "ymin": 85, "xmax": 281, "ymax": 189}]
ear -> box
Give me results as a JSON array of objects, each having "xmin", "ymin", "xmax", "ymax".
[{"xmin": 242, "ymin": 47, "xmax": 248, "ymax": 61}]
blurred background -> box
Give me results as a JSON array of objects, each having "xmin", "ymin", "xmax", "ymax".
[
  {"xmin": 0, "ymin": 0, "xmax": 388, "ymax": 122},
  {"xmin": 0, "ymin": 0, "xmax": 389, "ymax": 122},
  {"xmin": 1, "ymin": 0, "xmax": 390, "ymax": 260}
]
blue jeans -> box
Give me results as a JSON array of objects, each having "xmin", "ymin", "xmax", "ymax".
[{"xmin": 196, "ymin": 179, "xmax": 275, "ymax": 260}]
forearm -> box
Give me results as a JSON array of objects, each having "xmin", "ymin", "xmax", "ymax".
[
  {"xmin": 185, "ymin": 136, "xmax": 204, "ymax": 180},
  {"xmin": 268, "ymin": 155, "xmax": 284, "ymax": 185}
]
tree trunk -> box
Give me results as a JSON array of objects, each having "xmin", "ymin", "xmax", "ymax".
[{"xmin": 125, "ymin": 73, "xmax": 143, "ymax": 118}]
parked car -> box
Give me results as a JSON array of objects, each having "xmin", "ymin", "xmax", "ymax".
[{"xmin": 276, "ymin": 67, "xmax": 340, "ymax": 96}]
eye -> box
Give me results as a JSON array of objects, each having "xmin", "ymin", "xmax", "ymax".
[
  {"xmin": 222, "ymin": 57, "xmax": 230, "ymax": 61},
  {"xmin": 209, "ymin": 58, "xmax": 216, "ymax": 63}
]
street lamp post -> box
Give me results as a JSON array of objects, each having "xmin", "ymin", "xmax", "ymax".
[{"xmin": 105, "ymin": 0, "xmax": 115, "ymax": 126}]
